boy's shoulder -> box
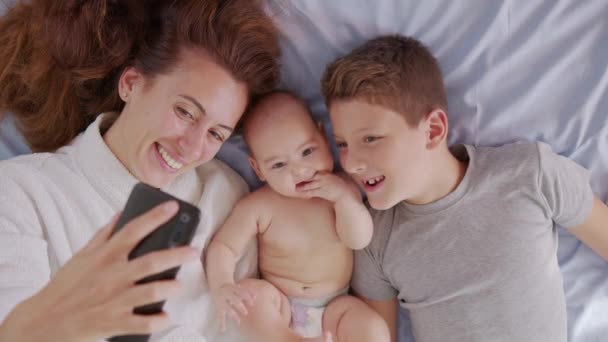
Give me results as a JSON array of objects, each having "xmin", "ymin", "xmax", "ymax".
[
  {"xmin": 467, "ymin": 141, "xmax": 542, "ymax": 165},
  {"xmin": 464, "ymin": 141, "xmax": 547, "ymax": 181}
]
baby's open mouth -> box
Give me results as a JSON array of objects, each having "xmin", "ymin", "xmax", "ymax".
[{"xmin": 296, "ymin": 180, "xmax": 314, "ymax": 188}]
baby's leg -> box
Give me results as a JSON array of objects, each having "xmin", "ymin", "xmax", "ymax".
[
  {"xmin": 323, "ymin": 295, "xmax": 390, "ymax": 342},
  {"xmin": 238, "ymin": 279, "xmax": 332, "ymax": 342}
]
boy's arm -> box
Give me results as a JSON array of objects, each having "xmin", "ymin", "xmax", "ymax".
[
  {"xmin": 357, "ymin": 295, "xmax": 398, "ymax": 342},
  {"xmin": 206, "ymin": 195, "xmax": 261, "ymax": 291},
  {"xmin": 569, "ymin": 196, "xmax": 608, "ymax": 261}
]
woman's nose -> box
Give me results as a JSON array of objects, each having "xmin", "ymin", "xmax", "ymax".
[{"xmin": 177, "ymin": 126, "xmax": 207, "ymax": 162}]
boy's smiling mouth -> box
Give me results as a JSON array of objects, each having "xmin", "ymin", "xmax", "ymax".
[{"xmin": 362, "ymin": 175, "xmax": 385, "ymax": 191}]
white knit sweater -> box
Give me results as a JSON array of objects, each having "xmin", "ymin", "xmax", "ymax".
[{"xmin": 0, "ymin": 115, "xmax": 256, "ymax": 341}]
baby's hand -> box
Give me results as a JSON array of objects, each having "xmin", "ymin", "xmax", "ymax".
[
  {"xmin": 296, "ymin": 171, "xmax": 353, "ymax": 203},
  {"xmin": 212, "ymin": 284, "xmax": 255, "ymax": 332}
]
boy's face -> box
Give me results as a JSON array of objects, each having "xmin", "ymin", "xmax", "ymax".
[
  {"xmin": 248, "ymin": 103, "xmax": 334, "ymax": 198},
  {"xmin": 330, "ymin": 99, "xmax": 433, "ymax": 210}
]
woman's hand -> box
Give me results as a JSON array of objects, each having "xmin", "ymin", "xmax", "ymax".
[{"xmin": 0, "ymin": 201, "xmax": 198, "ymax": 342}]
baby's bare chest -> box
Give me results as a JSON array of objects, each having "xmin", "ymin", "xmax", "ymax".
[{"xmin": 260, "ymin": 199, "xmax": 340, "ymax": 253}]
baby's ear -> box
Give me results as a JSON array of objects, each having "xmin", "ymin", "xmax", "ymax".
[
  {"xmin": 316, "ymin": 121, "xmax": 329, "ymax": 141},
  {"xmin": 317, "ymin": 121, "xmax": 325, "ymax": 133},
  {"xmin": 248, "ymin": 157, "xmax": 265, "ymax": 181}
]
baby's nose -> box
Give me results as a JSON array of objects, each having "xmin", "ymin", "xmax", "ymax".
[{"xmin": 293, "ymin": 165, "xmax": 315, "ymax": 179}]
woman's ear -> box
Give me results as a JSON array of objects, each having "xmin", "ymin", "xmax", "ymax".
[
  {"xmin": 423, "ymin": 109, "xmax": 448, "ymax": 150},
  {"xmin": 118, "ymin": 67, "xmax": 144, "ymax": 102},
  {"xmin": 248, "ymin": 156, "xmax": 265, "ymax": 181}
]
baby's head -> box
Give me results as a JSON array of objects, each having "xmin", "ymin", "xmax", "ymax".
[
  {"xmin": 242, "ymin": 91, "xmax": 333, "ymax": 198},
  {"xmin": 321, "ymin": 35, "xmax": 451, "ymax": 209}
]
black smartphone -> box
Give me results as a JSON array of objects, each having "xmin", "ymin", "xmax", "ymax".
[{"xmin": 108, "ymin": 182, "xmax": 201, "ymax": 342}]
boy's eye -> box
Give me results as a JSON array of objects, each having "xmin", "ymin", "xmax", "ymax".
[
  {"xmin": 363, "ymin": 136, "xmax": 379, "ymax": 143},
  {"xmin": 302, "ymin": 147, "xmax": 314, "ymax": 156},
  {"xmin": 271, "ymin": 162, "xmax": 286, "ymax": 170},
  {"xmin": 209, "ymin": 130, "xmax": 224, "ymax": 142}
]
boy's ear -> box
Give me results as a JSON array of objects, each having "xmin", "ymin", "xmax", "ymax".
[
  {"xmin": 248, "ymin": 157, "xmax": 265, "ymax": 181},
  {"xmin": 424, "ymin": 109, "xmax": 448, "ymax": 149}
]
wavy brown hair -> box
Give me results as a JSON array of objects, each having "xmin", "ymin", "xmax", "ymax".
[
  {"xmin": 0, "ymin": 0, "xmax": 281, "ymax": 152},
  {"xmin": 321, "ymin": 35, "xmax": 447, "ymax": 126}
]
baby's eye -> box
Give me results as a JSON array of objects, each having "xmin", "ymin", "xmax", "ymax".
[
  {"xmin": 209, "ymin": 130, "xmax": 224, "ymax": 142},
  {"xmin": 302, "ymin": 147, "xmax": 314, "ymax": 156},
  {"xmin": 271, "ymin": 162, "xmax": 286, "ymax": 170},
  {"xmin": 336, "ymin": 141, "xmax": 347, "ymax": 149}
]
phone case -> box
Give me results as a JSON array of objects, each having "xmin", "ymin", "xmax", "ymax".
[{"xmin": 108, "ymin": 182, "xmax": 201, "ymax": 342}]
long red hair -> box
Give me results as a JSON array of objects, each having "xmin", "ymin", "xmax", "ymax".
[{"xmin": 0, "ymin": 0, "xmax": 281, "ymax": 152}]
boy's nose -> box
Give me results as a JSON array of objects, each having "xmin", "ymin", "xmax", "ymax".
[{"xmin": 342, "ymin": 152, "xmax": 366, "ymax": 174}]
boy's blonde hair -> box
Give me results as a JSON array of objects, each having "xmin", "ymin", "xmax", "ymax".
[{"xmin": 321, "ymin": 35, "xmax": 447, "ymax": 126}]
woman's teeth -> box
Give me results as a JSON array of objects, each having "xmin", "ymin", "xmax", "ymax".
[{"xmin": 158, "ymin": 145, "xmax": 184, "ymax": 170}]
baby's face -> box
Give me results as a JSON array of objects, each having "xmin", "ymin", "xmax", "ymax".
[{"xmin": 249, "ymin": 109, "xmax": 334, "ymax": 198}]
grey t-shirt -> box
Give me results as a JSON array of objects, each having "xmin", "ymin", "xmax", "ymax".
[{"xmin": 352, "ymin": 142, "xmax": 594, "ymax": 342}]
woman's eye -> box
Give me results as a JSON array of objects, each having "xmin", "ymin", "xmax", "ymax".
[
  {"xmin": 302, "ymin": 148, "xmax": 314, "ymax": 156},
  {"xmin": 209, "ymin": 130, "xmax": 224, "ymax": 142},
  {"xmin": 272, "ymin": 162, "xmax": 285, "ymax": 170},
  {"xmin": 176, "ymin": 107, "xmax": 195, "ymax": 121}
]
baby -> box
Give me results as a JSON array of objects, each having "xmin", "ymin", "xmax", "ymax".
[{"xmin": 206, "ymin": 92, "xmax": 389, "ymax": 341}]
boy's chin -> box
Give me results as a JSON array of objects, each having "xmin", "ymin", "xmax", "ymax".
[{"xmin": 367, "ymin": 195, "xmax": 400, "ymax": 210}]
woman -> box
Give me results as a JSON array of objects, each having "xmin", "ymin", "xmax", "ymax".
[{"xmin": 0, "ymin": 1, "xmax": 280, "ymax": 341}]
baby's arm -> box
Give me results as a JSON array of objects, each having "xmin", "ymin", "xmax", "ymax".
[
  {"xmin": 205, "ymin": 195, "xmax": 263, "ymax": 330},
  {"xmin": 570, "ymin": 196, "xmax": 608, "ymax": 261},
  {"xmin": 297, "ymin": 172, "xmax": 373, "ymax": 250},
  {"xmin": 333, "ymin": 175, "xmax": 374, "ymax": 250}
]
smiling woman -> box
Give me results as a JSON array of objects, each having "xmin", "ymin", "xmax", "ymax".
[
  {"xmin": 0, "ymin": 1, "xmax": 279, "ymax": 341},
  {"xmin": 104, "ymin": 48, "xmax": 249, "ymax": 188}
]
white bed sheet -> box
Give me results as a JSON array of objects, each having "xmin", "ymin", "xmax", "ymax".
[{"xmin": 1, "ymin": 1, "xmax": 607, "ymax": 340}]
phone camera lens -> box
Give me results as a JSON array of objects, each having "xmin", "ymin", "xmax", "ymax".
[
  {"xmin": 179, "ymin": 213, "xmax": 190, "ymax": 223},
  {"xmin": 171, "ymin": 226, "xmax": 184, "ymax": 243}
]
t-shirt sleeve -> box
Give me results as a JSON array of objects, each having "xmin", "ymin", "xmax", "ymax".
[
  {"xmin": 536, "ymin": 142, "xmax": 594, "ymax": 228},
  {"xmin": 351, "ymin": 214, "xmax": 397, "ymax": 301}
]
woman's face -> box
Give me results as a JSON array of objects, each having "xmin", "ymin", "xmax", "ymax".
[{"xmin": 105, "ymin": 49, "xmax": 248, "ymax": 188}]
